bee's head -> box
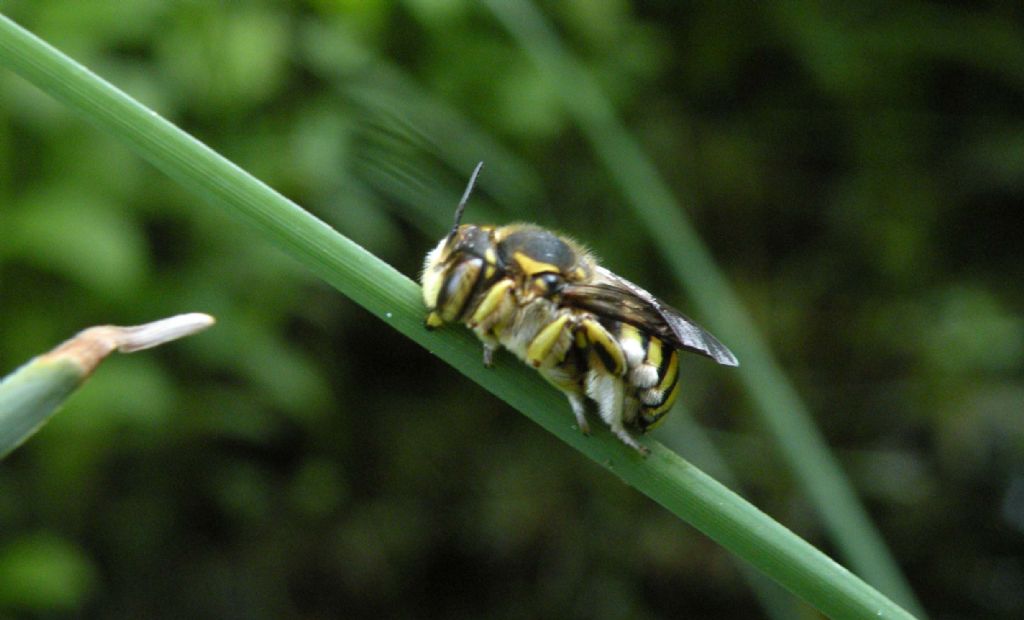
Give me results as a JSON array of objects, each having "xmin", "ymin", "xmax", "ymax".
[
  {"xmin": 430, "ymin": 161, "xmax": 494, "ymax": 263},
  {"xmin": 445, "ymin": 223, "xmax": 493, "ymax": 257},
  {"xmin": 421, "ymin": 163, "xmax": 491, "ymax": 317}
]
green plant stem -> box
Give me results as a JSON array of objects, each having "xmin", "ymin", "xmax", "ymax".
[
  {"xmin": 668, "ymin": 413, "xmax": 812, "ymax": 620},
  {"xmin": 483, "ymin": 1, "xmax": 924, "ymax": 616},
  {"xmin": 0, "ymin": 13, "xmax": 915, "ymax": 619}
]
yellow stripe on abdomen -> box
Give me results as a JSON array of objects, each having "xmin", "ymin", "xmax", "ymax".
[{"xmin": 638, "ymin": 345, "xmax": 680, "ymax": 430}]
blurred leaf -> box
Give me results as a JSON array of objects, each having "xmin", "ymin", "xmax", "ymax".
[
  {"xmin": 8, "ymin": 189, "xmax": 148, "ymax": 297},
  {"xmin": 924, "ymin": 286, "xmax": 1024, "ymax": 376},
  {"xmin": 154, "ymin": 5, "xmax": 289, "ymax": 112},
  {"xmin": 0, "ymin": 532, "xmax": 97, "ymax": 612}
]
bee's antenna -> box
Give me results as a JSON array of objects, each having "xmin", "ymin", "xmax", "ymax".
[{"xmin": 450, "ymin": 161, "xmax": 484, "ymax": 237}]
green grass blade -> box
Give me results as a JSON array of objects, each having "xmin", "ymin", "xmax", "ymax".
[
  {"xmin": 667, "ymin": 413, "xmax": 813, "ymax": 620},
  {"xmin": 482, "ymin": 1, "xmax": 924, "ymax": 615},
  {"xmin": 0, "ymin": 13, "xmax": 915, "ymax": 619}
]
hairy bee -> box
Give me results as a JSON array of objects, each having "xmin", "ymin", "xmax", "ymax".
[{"xmin": 421, "ymin": 163, "xmax": 738, "ymax": 455}]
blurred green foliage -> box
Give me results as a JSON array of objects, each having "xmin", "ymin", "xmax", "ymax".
[{"xmin": 1, "ymin": 1, "xmax": 1022, "ymax": 617}]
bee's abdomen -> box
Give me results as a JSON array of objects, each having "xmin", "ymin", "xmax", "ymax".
[
  {"xmin": 604, "ymin": 321, "xmax": 681, "ymax": 431},
  {"xmin": 636, "ymin": 344, "xmax": 680, "ymax": 430}
]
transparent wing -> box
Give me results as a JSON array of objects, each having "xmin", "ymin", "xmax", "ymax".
[{"xmin": 561, "ymin": 267, "xmax": 739, "ymax": 366}]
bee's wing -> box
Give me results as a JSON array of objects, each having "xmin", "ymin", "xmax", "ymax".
[{"xmin": 561, "ymin": 267, "xmax": 739, "ymax": 367}]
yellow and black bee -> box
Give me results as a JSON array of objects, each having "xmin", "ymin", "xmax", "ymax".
[{"xmin": 421, "ymin": 163, "xmax": 738, "ymax": 455}]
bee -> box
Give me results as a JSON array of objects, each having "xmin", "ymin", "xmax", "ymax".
[{"xmin": 421, "ymin": 163, "xmax": 738, "ymax": 455}]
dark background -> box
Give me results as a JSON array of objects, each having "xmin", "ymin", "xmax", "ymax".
[{"xmin": 1, "ymin": 2, "xmax": 1022, "ymax": 618}]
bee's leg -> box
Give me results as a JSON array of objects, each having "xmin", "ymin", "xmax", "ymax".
[
  {"xmin": 540, "ymin": 364, "xmax": 590, "ymax": 435},
  {"xmin": 469, "ymin": 280, "xmax": 516, "ymax": 369},
  {"xmin": 613, "ymin": 427, "xmax": 649, "ymax": 456},
  {"xmin": 526, "ymin": 314, "xmax": 572, "ymax": 368},
  {"xmin": 586, "ymin": 369, "xmax": 649, "ymax": 456},
  {"xmin": 425, "ymin": 311, "xmax": 444, "ymax": 330},
  {"xmin": 468, "ymin": 279, "xmax": 515, "ymax": 331},
  {"xmin": 579, "ymin": 318, "xmax": 625, "ymax": 376},
  {"xmin": 567, "ymin": 393, "xmax": 590, "ymax": 435},
  {"xmin": 482, "ymin": 343, "xmax": 497, "ymax": 368}
]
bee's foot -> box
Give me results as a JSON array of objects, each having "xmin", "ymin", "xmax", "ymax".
[
  {"xmin": 613, "ymin": 427, "xmax": 650, "ymax": 457},
  {"xmin": 573, "ymin": 413, "xmax": 591, "ymax": 436}
]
